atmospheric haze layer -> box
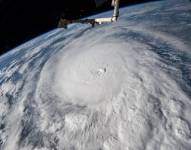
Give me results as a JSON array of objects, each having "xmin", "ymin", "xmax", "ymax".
[{"xmin": 0, "ymin": 0, "xmax": 191, "ymax": 150}]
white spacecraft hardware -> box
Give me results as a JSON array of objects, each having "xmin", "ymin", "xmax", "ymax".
[{"xmin": 58, "ymin": 0, "xmax": 120, "ymax": 28}]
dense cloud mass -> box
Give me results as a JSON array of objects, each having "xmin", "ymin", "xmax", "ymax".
[{"xmin": 0, "ymin": 0, "xmax": 191, "ymax": 150}]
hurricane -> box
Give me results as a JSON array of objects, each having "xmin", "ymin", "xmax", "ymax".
[{"xmin": 0, "ymin": 0, "xmax": 191, "ymax": 150}]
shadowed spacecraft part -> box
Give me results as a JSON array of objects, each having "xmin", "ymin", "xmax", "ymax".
[{"xmin": 58, "ymin": 0, "xmax": 120, "ymax": 28}]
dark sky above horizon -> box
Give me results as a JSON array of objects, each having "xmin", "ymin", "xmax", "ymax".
[{"xmin": 0, "ymin": 0, "xmax": 159, "ymax": 56}]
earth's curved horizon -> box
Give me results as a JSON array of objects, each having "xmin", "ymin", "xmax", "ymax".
[{"xmin": 0, "ymin": 0, "xmax": 191, "ymax": 149}]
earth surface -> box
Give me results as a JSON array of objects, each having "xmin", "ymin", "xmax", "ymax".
[{"xmin": 0, "ymin": 0, "xmax": 191, "ymax": 150}]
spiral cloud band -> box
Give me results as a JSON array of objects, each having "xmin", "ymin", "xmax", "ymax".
[{"xmin": 0, "ymin": 0, "xmax": 191, "ymax": 150}]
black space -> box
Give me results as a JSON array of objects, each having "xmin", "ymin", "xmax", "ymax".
[{"xmin": 0, "ymin": 0, "xmax": 159, "ymax": 55}]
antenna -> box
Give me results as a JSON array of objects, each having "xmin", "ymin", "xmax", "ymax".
[{"xmin": 58, "ymin": 0, "xmax": 120, "ymax": 28}]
